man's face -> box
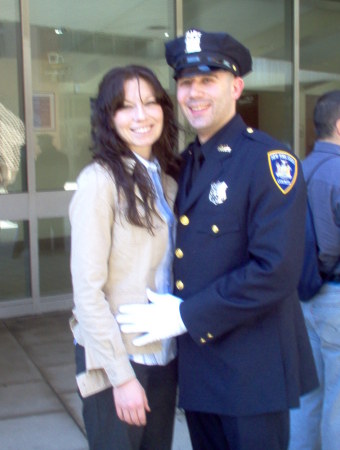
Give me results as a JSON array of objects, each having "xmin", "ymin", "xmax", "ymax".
[{"xmin": 176, "ymin": 70, "xmax": 244, "ymax": 143}]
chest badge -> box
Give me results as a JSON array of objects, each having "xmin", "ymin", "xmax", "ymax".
[
  {"xmin": 268, "ymin": 150, "xmax": 298, "ymax": 194},
  {"xmin": 209, "ymin": 181, "xmax": 228, "ymax": 205}
]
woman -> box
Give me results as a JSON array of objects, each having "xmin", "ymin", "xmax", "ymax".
[{"xmin": 69, "ymin": 65, "xmax": 181, "ymax": 450}]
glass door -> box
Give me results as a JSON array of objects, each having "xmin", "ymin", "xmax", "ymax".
[{"xmin": 0, "ymin": 0, "xmax": 175, "ymax": 316}]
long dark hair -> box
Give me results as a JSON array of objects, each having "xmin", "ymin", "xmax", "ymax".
[{"xmin": 91, "ymin": 65, "xmax": 181, "ymax": 231}]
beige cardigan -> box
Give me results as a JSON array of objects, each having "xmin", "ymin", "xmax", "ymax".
[{"xmin": 69, "ymin": 160, "xmax": 177, "ymax": 397}]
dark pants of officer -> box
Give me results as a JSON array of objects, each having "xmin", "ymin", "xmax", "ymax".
[
  {"xmin": 185, "ymin": 409, "xmax": 289, "ymax": 450},
  {"xmin": 75, "ymin": 344, "xmax": 177, "ymax": 450}
]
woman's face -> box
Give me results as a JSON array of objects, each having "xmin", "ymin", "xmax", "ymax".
[{"xmin": 112, "ymin": 77, "xmax": 164, "ymax": 160}]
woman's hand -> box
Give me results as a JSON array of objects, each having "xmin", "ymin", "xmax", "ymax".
[{"xmin": 113, "ymin": 378, "xmax": 150, "ymax": 426}]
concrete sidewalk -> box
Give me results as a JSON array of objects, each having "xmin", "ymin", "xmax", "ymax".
[{"xmin": 0, "ymin": 311, "xmax": 192, "ymax": 450}]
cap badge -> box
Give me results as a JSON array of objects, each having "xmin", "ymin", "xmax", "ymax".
[
  {"xmin": 267, "ymin": 150, "xmax": 298, "ymax": 194},
  {"xmin": 185, "ymin": 29, "xmax": 202, "ymax": 54},
  {"xmin": 209, "ymin": 181, "xmax": 228, "ymax": 205},
  {"xmin": 217, "ymin": 144, "xmax": 232, "ymax": 153}
]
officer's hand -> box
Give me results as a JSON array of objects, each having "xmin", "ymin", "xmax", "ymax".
[{"xmin": 117, "ymin": 289, "xmax": 187, "ymax": 346}]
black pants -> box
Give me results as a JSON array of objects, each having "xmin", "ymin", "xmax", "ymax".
[
  {"xmin": 75, "ymin": 344, "xmax": 177, "ymax": 450},
  {"xmin": 185, "ymin": 409, "xmax": 289, "ymax": 450}
]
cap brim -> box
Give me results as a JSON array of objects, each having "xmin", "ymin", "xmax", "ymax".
[{"xmin": 174, "ymin": 64, "xmax": 232, "ymax": 80}]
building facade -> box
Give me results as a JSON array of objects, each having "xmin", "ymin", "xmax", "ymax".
[{"xmin": 1, "ymin": 0, "xmax": 340, "ymax": 318}]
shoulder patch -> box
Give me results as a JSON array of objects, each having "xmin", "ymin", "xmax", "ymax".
[{"xmin": 267, "ymin": 150, "xmax": 298, "ymax": 194}]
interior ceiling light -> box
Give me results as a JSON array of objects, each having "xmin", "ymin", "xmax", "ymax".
[{"xmin": 54, "ymin": 28, "xmax": 65, "ymax": 35}]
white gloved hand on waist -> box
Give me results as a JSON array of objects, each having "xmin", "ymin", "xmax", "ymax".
[{"xmin": 116, "ymin": 288, "xmax": 187, "ymax": 346}]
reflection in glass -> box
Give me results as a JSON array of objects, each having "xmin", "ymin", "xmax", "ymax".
[
  {"xmin": 38, "ymin": 217, "xmax": 71, "ymax": 296},
  {"xmin": 36, "ymin": 134, "xmax": 69, "ymax": 190},
  {"xmin": 0, "ymin": 220, "xmax": 31, "ymax": 300},
  {"xmin": 0, "ymin": 0, "xmax": 27, "ymax": 193}
]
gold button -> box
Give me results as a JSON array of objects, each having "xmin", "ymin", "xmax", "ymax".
[
  {"xmin": 180, "ymin": 215, "xmax": 190, "ymax": 226},
  {"xmin": 175, "ymin": 248, "xmax": 184, "ymax": 259},
  {"xmin": 211, "ymin": 224, "xmax": 219, "ymax": 234},
  {"xmin": 232, "ymin": 64, "xmax": 237, "ymax": 72},
  {"xmin": 207, "ymin": 333, "xmax": 214, "ymax": 339},
  {"xmin": 247, "ymin": 127, "xmax": 254, "ymax": 134},
  {"xmin": 176, "ymin": 280, "xmax": 184, "ymax": 290},
  {"xmin": 200, "ymin": 338, "xmax": 206, "ymax": 344}
]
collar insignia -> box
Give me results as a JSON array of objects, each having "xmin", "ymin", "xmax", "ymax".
[
  {"xmin": 209, "ymin": 181, "xmax": 228, "ymax": 205},
  {"xmin": 217, "ymin": 144, "xmax": 232, "ymax": 153},
  {"xmin": 185, "ymin": 30, "xmax": 202, "ymax": 54},
  {"xmin": 268, "ymin": 150, "xmax": 298, "ymax": 194}
]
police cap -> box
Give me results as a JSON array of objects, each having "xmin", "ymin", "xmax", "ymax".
[{"xmin": 165, "ymin": 29, "xmax": 252, "ymax": 80}]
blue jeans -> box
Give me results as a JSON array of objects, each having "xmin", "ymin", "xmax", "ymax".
[{"xmin": 289, "ymin": 282, "xmax": 340, "ymax": 450}]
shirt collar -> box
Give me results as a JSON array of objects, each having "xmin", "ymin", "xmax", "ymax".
[
  {"xmin": 313, "ymin": 140, "xmax": 340, "ymax": 156},
  {"xmin": 133, "ymin": 152, "xmax": 160, "ymax": 173},
  {"xmin": 194, "ymin": 114, "xmax": 246, "ymax": 161}
]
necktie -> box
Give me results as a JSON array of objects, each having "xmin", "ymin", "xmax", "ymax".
[
  {"xmin": 148, "ymin": 163, "xmax": 174, "ymax": 227},
  {"xmin": 148, "ymin": 163, "xmax": 174, "ymax": 294},
  {"xmin": 188, "ymin": 146, "xmax": 204, "ymax": 193}
]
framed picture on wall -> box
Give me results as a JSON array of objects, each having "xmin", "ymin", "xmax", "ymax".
[{"xmin": 33, "ymin": 92, "xmax": 55, "ymax": 130}]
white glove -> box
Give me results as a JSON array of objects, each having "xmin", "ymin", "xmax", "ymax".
[{"xmin": 116, "ymin": 288, "xmax": 187, "ymax": 346}]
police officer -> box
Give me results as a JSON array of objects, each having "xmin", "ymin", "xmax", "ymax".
[{"xmin": 118, "ymin": 29, "xmax": 318, "ymax": 450}]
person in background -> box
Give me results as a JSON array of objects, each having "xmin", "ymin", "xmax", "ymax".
[
  {"xmin": 69, "ymin": 65, "xmax": 181, "ymax": 450},
  {"xmin": 36, "ymin": 134, "xmax": 69, "ymax": 191},
  {"xmin": 117, "ymin": 30, "xmax": 318, "ymax": 450},
  {"xmin": 289, "ymin": 90, "xmax": 340, "ymax": 450}
]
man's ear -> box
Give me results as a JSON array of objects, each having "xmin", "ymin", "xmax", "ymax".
[
  {"xmin": 232, "ymin": 77, "xmax": 244, "ymax": 101},
  {"xmin": 335, "ymin": 118, "xmax": 340, "ymax": 137}
]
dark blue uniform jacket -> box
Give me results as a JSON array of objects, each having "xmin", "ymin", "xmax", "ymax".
[{"xmin": 174, "ymin": 114, "xmax": 318, "ymax": 416}]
